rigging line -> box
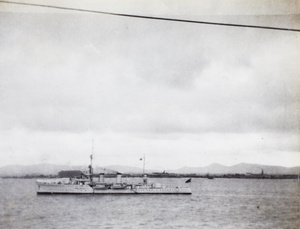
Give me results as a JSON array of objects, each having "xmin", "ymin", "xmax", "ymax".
[{"xmin": 1, "ymin": 1, "xmax": 300, "ymax": 32}]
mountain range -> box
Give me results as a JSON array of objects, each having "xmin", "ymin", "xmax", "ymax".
[
  {"xmin": 170, "ymin": 163, "xmax": 300, "ymax": 175},
  {"xmin": 0, "ymin": 163, "xmax": 299, "ymax": 177}
]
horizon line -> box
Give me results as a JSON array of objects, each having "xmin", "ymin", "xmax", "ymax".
[{"xmin": 0, "ymin": 162, "xmax": 299, "ymax": 169}]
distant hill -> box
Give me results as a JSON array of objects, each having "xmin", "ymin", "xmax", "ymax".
[
  {"xmin": 0, "ymin": 164, "xmax": 83, "ymax": 177},
  {"xmin": 170, "ymin": 163, "xmax": 300, "ymax": 175},
  {"xmin": 102, "ymin": 165, "xmax": 157, "ymax": 174},
  {"xmin": 0, "ymin": 163, "xmax": 299, "ymax": 177},
  {"xmin": 0, "ymin": 164, "xmax": 156, "ymax": 177}
]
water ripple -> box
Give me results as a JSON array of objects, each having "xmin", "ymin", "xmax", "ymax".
[{"xmin": 0, "ymin": 178, "xmax": 299, "ymax": 228}]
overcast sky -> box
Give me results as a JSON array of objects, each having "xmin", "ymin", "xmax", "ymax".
[{"xmin": 0, "ymin": 0, "xmax": 299, "ymax": 170}]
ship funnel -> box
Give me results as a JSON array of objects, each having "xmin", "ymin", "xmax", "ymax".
[
  {"xmin": 99, "ymin": 173, "xmax": 104, "ymax": 183},
  {"xmin": 143, "ymin": 174, "xmax": 148, "ymax": 184},
  {"xmin": 116, "ymin": 174, "xmax": 122, "ymax": 183}
]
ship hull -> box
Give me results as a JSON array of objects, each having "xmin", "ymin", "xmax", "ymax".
[
  {"xmin": 37, "ymin": 184, "xmax": 192, "ymax": 195},
  {"xmin": 37, "ymin": 184, "xmax": 94, "ymax": 194}
]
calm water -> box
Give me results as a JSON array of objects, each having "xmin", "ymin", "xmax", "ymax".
[{"xmin": 0, "ymin": 178, "xmax": 299, "ymax": 229}]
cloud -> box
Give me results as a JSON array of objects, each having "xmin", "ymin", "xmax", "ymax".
[
  {"xmin": 0, "ymin": 12, "xmax": 299, "ymax": 135},
  {"xmin": 0, "ymin": 5, "xmax": 299, "ymax": 168}
]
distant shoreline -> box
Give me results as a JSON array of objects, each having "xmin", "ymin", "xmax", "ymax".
[{"xmin": 1, "ymin": 173, "xmax": 299, "ymax": 179}]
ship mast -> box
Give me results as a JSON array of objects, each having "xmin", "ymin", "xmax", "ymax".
[
  {"xmin": 143, "ymin": 154, "xmax": 145, "ymax": 174},
  {"xmin": 89, "ymin": 139, "xmax": 94, "ymax": 183}
]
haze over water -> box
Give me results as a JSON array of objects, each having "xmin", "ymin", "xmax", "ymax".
[{"xmin": 0, "ymin": 178, "xmax": 299, "ymax": 228}]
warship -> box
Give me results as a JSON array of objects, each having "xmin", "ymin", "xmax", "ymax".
[{"xmin": 36, "ymin": 154, "xmax": 192, "ymax": 195}]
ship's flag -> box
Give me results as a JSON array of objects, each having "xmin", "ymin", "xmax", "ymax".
[
  {"xmin": 140, "ymin": 158, "xmax": 143, "ymax": 160},
  {"xmin": 185, "ymin": 178, "xmax": 192, "ymax": 183},
  {"xmin": 90, "ymin": 155, "xmax": 93, "ymax": 160}
]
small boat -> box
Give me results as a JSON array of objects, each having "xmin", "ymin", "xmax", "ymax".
[{"xmin": 36, "ymin": 152, "xmax": 192, "ymax": 195}]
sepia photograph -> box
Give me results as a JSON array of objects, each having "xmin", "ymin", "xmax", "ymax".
[{"xmin": 0, "ymin": 0, "xmax": 299, "ymax": 228}]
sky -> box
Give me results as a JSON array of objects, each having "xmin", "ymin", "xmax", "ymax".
[{"xmin": 0, "ymin": 0, "xmax": 299, "ymax": 170}]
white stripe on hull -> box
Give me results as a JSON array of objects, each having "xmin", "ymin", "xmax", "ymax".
[
  {"xmin": 134, "ymin": 187, "xmax": 191, "ymax": 194},
  {"xmin": 37, "ymin": 184, "xmax": 93, "ymax": 194}
]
